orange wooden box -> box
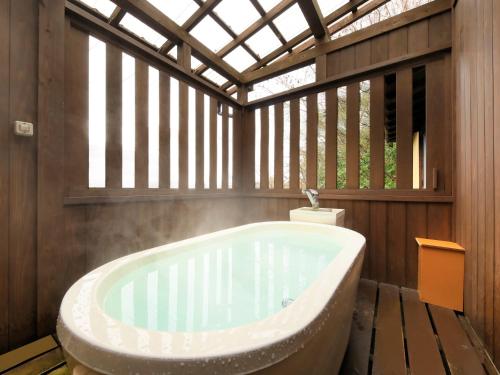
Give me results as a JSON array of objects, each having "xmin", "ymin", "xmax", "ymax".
[{"xmin": 416, "ymin": 237, "xmax": 465, "ymax": 311}]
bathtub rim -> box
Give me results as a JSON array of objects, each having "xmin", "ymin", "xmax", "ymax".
[{"xmin": 57, "ymin": 221, "xmax": 365, "ymax": 374}]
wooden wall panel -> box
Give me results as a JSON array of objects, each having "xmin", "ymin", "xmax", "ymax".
[
  {"xmin": 454, "ymin": 0, "xmax": 500, "ymax": 366},
  {"xmin": 135, "ymin": 60, "xmax": 148, "ymax": 188},
  {"xmin": 8, "ymin": 0, "xmax": 38, "ymax": 349},
  {"xmin": 0, "ymin": 0, "xmax": 9, "ymax": 353},
  {"xmin": 105, "ymin": 43, "xmax": 122, "ymax": 188},
  {"xmin": 64, "ymin": 24, "xmax": 88, "ymax": 191}
]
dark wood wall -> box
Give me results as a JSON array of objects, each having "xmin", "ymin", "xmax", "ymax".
[
  {"xmin": 0, "ymin": 0, "xmax": 39, "ymax": 353},
  {"xmin": 454, "ymin": 0, "xmax": 500, "ymax": 366}
]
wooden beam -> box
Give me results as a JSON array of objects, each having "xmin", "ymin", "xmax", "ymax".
[
  {"xmin": 297, "ymin": 0, "xmax": 328, "ymax": 39},
  {"xmin": 158, "ymin": 0, "xmax": 222, "ymax": 55},
  {"xmin": 194, "ymin": 0, "xmax": 295, "ymax": 76},
  {"xmin": 109, "ymin": 0, "xmax": 242, "ymax": 84},
  {"xmin": 108, "ymin": 6, "xmax": 126, "ymax": 26},
  {"xmin": 246, "ymin": 44, "xmax": 450, "ymax": 109},
  {"xmin": 65, "ymin": 1, "xmax": 241, "ymax": 107},
  {"xmin": 242, "ymin": 0, "xmax": 451, "ymax": 84}
]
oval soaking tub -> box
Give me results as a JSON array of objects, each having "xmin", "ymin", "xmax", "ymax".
[{"xmin": 57, "ymin": 221, "xmax": 365, "ymax": 374}]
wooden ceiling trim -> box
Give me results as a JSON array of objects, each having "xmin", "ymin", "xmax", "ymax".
[
  {"xmin": 158, "ymin": 0, "xmax": 223, "ymax": 55},
  {"xmin": 110, "ymin": 0, "xmax": 243, "ymax": 84},
  {"xmin": 242, "ymin": 0, "xmax": 451, "ymax": 84},
  {"xmin": 108, "ymin": 6, "xmax": 126, "ymax": 27},
  {"xmin": 194, "ymin": 0, "xmax": 296, "ymax": 76},
  {"xmin": 65, "ymin": 1, "xmax": 241, "ymax": 107},
  {"xmin": 297, "ymin": 0, "xmax": 329, "ymax": 39}
]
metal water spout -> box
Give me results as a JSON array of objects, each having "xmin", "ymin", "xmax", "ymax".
[{"xmin": 302, "ymin": 188, "xmax": 319, "ymax": 210}]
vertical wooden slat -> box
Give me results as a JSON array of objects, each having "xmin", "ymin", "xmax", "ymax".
[
  {"xmin": 396, "ymin": 69, "xmax": 413, "ymax": 189},
  {"xmin": 0, "ymin": 0, "xmax": 9, "ymax": 352},
  {"xmin": 105, "ymin": 43, "xmax": 122, "ymax": 188},
  {"xmin": 289, "ymin": 99, "xmax": 300, "ymax": 191},
  {"xmin": 64, "ymin": 26, "xmax": 88, "ymax": 191},
  {"xmin": 408, "ymin": 19, "xmax": 428, "ymax": 53},
  {"xmin": 260, "ymin": 106, "xmax": 269, "ymax": 190},
  {"xmin": 405, "ymin": 203, "xmax": 427, "ymax": 289},
  {"xmin": 159, "ymin": 72, "xmax": 170, "ymax": 188},
  {"xmin": 209, "ymin": 97, "xmax": 217, "ymax": 190},
  {"xmin": 306, "ymin": 94, "xmax": 318, "ymax": 189},
  {"xmin": 178, "ymin": 81, "xmax": 188, "ymax": 190},
  {"xmin": 346, "ymin": 83, "xmax": 360, "ymax": 189},
  {"xmin": 388, "ymin": 28, "xmax": 408, "ymax": 59},
  {"xmin": 232, "ymin": 108, "xmax": 242, "ymax": 190},
  {"xmin": 195, "ymin": 90, "xmax": 204, "ymax": 190},
  {"xmin": 222, "ymin": 104, "xmax": 228, "ymax": 189},
  {"xmin": 242, "ymin": 109, "xmax": 255, "ymax": 191},
  {"xmin": 426, "ymin": 58, "xmax": 451, "ymax": 192},
  {"xmin": 370, "ymin": 76, "xmax": 385, "ymax": 189},
  {"xmin": 37, "ymin": 0, "xmax": 66, "ymax": 337},
  {"xmin": 9, "ymin": 0, "xmax": 38, "ymax": 348},
  {"xmin": 370, "ymin": 202, "xmax": 387, "ymax": 282},
  {"xmin": 134, "ymin": 59, "xmax": 148, "ymax": 188},
  {"xmin": 325, "ymin": 88, "xmax": 337, "ymax": 189},
  {"xmin": 387, "ymin": 202, "xmax": 406, "ymax": 285},
  {"xmin": 274, "ymin": 102, "xmax": 284, "ymax": 190}
]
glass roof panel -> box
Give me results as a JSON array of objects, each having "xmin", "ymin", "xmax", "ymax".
[
  {"xmin": 202, "ymin": 68, "xmax": 228, "ymax": 86},
  {"xmin": 258, "ymin": 0, "xmax": 282, "ymax": 12},
  {"xmin": 120, "ymin": 14, "xmax": 168, "ymax": 48},
  {"xmin": 317, "ymin": 0, "xmax": 349, "ymax": 18},
  {"xmin": 191, "ymin": 56, "xmax": 203, "ymax": 71},
  {"xmin": 213, "ymin": 0, "xmax": 261, "ymax": 35},
  {"xmin": 246, "ymin": 26, "xmax": 282, "ymax": 59},
  {"xmin": 77, "ymin": 0, "xmax": 117, "ymax": 17},
  {"xmin": 223, "ymin": 46, "xmax": 256, "ymax": 72},
  {"xmin": 273, "ymin": 4, "xmax": 309, "ymax": 41},
  {"xmin": 147, "ymin": 0, "xmax": 199, "ymax": 26},
  {"xmin": 191, "ymin": 16, "xmax": 233, "ymax": 53},
  {"xmin": 168, "ymin": 46, "xmax": 178, "ymax": 60}
]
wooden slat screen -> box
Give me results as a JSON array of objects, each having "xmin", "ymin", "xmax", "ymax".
[
  {"xmin": 64, "ymin": 29, "xmax": 238, "ymax": 196},
  {"xmin": 248, "ymin": 58, "xmax": 451, "ymax": 195}
]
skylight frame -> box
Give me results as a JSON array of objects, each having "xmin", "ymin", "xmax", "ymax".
[
  {"xmin": 190, "ymin": 15, "xmax": 234, "ymax": 53},
  {"xmin": 273, "ymin": 3, "xmax": 309, "ymax": 41},
  {"xmin": 146, "ymin": 0, "xmax": 200, "ymax": 26},
  {"xmin": 213, "ymin": 0, "xmax": 262, "ymax": 35},
  {"xmin": 119, "ymin": 13, "xmax": 168, "ymax": 48}
]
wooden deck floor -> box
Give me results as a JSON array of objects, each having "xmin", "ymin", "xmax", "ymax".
[{"xmin": 0, "ymin": 280, "xmax": 497, "ymax": 375}]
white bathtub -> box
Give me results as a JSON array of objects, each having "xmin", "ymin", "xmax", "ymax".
[{"xmin": 57, "ymin": 221, "xmax": 365, "ymax": 374}]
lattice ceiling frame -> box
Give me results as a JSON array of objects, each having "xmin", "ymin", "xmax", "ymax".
[{"xmin": 68, "ymin": 0, "xmax": 393, "ymax": 92}]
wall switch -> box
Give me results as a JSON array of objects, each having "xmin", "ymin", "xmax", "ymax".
[{"xmin": 14, "ymin": 121, "xmax": 34, "ymax": 137}]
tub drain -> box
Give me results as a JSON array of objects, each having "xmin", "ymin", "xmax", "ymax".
[{"xmin": 282, "ymin": 298, "xmax": 294, "ymax": 308}]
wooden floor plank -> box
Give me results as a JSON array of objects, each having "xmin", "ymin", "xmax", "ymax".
[
  {"xmin": 372, "ymin": 283, "xmax": 406, "ymax": 375},
  {"xmin": 5, "ymin": 347, "xmax": 64, "ymax": 374},
  {"xmin": 429, "ymin": 304, "xmax": 486, "ymax": 375},
  {"xmin": 340, "ymin": 279, "xmax": 377, "ymax": 375},
  {"xmin": 401, "ymin": 288, "xmax": 446, "ymax": 375},
  {"xmin": 0, "ymin": 335, "xmax": 58, "ymax": 373}
]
